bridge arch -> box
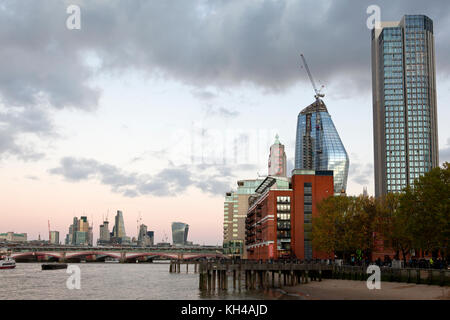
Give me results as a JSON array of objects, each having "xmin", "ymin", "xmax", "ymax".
[
  {"xmin": 125, "ymin": 252, "xmax": 178, "ymax": 260},
  {"xmin": 12, "ymin": 252, "xmax": 62, "ymax": 259}
]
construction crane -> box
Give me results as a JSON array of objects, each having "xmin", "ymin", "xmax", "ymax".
[
  {"xmin": 300, "ymin": 53, "xmax": 325, "ymax": 101},
  {"xmin": 136, "ymin": 212, "xmax": 142, "ymax": 239},
  {"xmin": 300, "ymin": 53, "xmax": 324, "ymax": 167},
  {"xmin": 48, "ymin": 220, "xmax": 51, "ymax": 243}
]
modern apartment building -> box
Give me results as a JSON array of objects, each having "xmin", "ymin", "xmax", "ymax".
[
  {"xmin": 223, "ymin": 179, "xmax": 262, "ymax": 258},
  {"xmin": 372, "ymin": 15, "xmax": 439, "ymax": 196},
  {"xmin": 245, "ymin": 170, "xmax": 334, "ymax": 261}
]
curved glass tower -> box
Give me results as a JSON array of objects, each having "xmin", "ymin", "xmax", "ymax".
[
  {"xmin": 172, "ymin": 222, "xmax": 189, "ymax": 245},
  {"xmin": 294, "ymin": 99, "xmax": 349, "ymax": 194}
]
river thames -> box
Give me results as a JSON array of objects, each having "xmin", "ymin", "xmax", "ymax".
[{"xmin": 0, "ymin": 263, "xmax": 294, "ymax": 300}]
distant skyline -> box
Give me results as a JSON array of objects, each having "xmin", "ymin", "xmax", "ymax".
[{"xmin": 1, "ymin": 1, "xmax": 450, "ymax": 245}]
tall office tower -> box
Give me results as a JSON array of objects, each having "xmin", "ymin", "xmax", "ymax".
[
  {"xmin": 99, "ymin": 220, "xmax": 110, "ymax": 243},
  {"xmin": 138, "ymin": 224, "xmax": 152, "ymax": 246},
  {"xmin": 372, "ymin": 15, "xmax": 438, "ymax": 196},
  {"xmin": 268, "ymin": 134, "xmax": 287, "ymax": 177},
  {"xmin": 88, "ymin": 226, "xmax": 93, "ymax": 246},
  {"xmin": 79, "ymin": 216, "xmax": 89, "ymax": 232},
  {"xmin": 65, "ymin": 216, "xmax": 91, "ymax": 246},
  {"xmin": 294, "ymin": 99, "xmax": 349, "ymax": 195},
  {"xmin": 113, "ymin": 210, "xmax": 126, "ymax": 238},
  {"xmin": 223, "ymin": 179, "xmax": 265, "ymax": 258},
  {"xmin": 49, "ymin": 231, "xmax": 59, "ymax": 245},
  {"xmin": 146, "ymin": 231, "xmax": 154, "ymax": 246},
  {"xmin": 171, "ymin": 222, "xmax": 189, "ymax": 245}
]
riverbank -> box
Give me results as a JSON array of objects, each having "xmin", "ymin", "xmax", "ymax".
[{"xmin": 280, "ymin": 279, "xmax": 450, "ymax": 300}]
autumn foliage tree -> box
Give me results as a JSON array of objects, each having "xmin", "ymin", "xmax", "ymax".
[{"xmin": 312, "ymin": 162, "xmax": 449, "ymax": 263}]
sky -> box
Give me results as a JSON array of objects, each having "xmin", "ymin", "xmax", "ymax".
[{"xmin": 1, "ymin": 0, "xmax": 449, "ymax": 245}]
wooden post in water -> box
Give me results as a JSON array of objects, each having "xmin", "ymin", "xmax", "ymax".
[
  {"xmin": 186, "ymin": 263, "xmax": 188, "ymax": 274},
  {"xmin": 233, "ymin": 270, "xmax": 236, "ymax": 290},
  {"xmin": 238, "ymin": 268, "xmax": 242, "ymax": 291},
  {"xmin": 278, "ymin": 270, "xmax": 282, "ymax": 287},
  {"xmin": 207, "ymin": 269, "xmax": 212, "ymax": 291}
]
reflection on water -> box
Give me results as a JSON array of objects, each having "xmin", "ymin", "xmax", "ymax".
[{"xmin": 0, "ymin": 263, "xmax": 301, "ymax": 300}]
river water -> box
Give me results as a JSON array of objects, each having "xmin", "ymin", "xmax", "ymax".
[{"xmin": 0, "ymin": 263, "xmax": 296, "ymax": 300}]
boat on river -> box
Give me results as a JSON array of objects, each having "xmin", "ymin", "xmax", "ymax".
[
  {"xmin": 42, "ymin": 263, "xmax": 68, "ymax": 270},
  {"xmin": 0, "ymin": 256, "xmax": 16, "ymax": 269}
]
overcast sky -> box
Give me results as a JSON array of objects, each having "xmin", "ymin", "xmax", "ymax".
[{"xmin": 1, "ymin": 0, "xmax": 449, "ymax": 245}]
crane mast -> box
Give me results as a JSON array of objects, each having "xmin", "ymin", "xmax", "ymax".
[
  {"xmin": 300, "ymin": 53, "xmax": 324, "ymax": 100},
  {"xmin": 300, "ymin": 53, "xmax": 324, "ymax": 169}
]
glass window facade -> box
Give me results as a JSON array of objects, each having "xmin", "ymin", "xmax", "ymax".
[
  {"xmin": 294, "ymin": 100, "xmax": 349, "ymax": 194},
  {"xmin": 374, "ymin": 15, "xmax": 438, "ymax": 195},
  {"xmin": 276, "ymin": 196, "xmax": 291, "ymax": 253}
]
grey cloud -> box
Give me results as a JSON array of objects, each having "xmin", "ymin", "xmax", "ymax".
[
  {"xmin": 349, "ymin": 161, "xmax": 373, "ymax": 186},
  {"xmin": 3, "ymin": 0, "xmax": 450, "ymax": 110},
  {"xmin": 3, "ymin": 0, "xmax": 450, "ymax": 161},
  {"xmin": 203, "ymin": 104, "xmax": 240, "ymax": 118},
  {"xmin": 49, "ymin": 156, "xmax": 246, "ymax": 197},
  {"xmin": 0, "ymin": 107, "xmax": 52, "ymax": 160}
]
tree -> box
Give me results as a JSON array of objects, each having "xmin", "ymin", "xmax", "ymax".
[
  {"xmin": 312, "ymin": 195, "xmax": 350, "ymax": 258},
  {"xmin": 405, "ymin": 162, "xmax": 450, "ymax": 259},
  {"xmin": 377, "ymin": 192, "xmax": 413, "ymax": 264},
  {"xmin": 313, "ymin": 195, "xmax": 377, "ymax": 262}
]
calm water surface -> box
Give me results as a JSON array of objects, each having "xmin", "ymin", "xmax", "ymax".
[{"xmin": 1, "ymin": 263, "xmax": 296, "ymax": 300}]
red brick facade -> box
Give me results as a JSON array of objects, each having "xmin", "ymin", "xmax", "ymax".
[{"xmin": 246, "ymin": 171, "xmax": 334, "ymax": 261}]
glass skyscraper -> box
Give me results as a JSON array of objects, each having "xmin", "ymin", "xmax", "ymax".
[
  {"xmin": 294, "ymin": 99, "xmax": 349, "ymax": 195},
  {"xmin": 372, "ymin": 15, "xmax": 439, "ymax": 197},
  {"xmin": 113, "ymin": 210, "xmax": 126, "ymax": 238},
  {"xmin": 172, "ymin": 222, "xmax": 189, "ymax": 245}
]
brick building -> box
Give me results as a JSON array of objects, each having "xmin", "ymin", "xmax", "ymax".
[{"xmin": 245, "ymin": 170, "xmax": 334, "ymax": 261}]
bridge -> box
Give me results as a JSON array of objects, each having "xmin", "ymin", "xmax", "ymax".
[{"xmin": 5, "ymin": 245, "xmax": 227, "ymax": 262}]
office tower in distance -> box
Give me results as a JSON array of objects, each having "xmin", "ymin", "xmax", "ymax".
[
  {"xmin": 372, "ymin": 15, "xmax": 438, "ymax": 196},
  {"xmin": 98, "ymin": 220, "xmax": 110, "ymax": 245},
  {"xmin": 0, "ymin": 232, "xmax": 27, "ymax": 242},
  {"xmin": 138, "ymin": 224, "xmax": 152, "ymax": 247},
  {"xmin": 146, "ymin": 231, "xmax": 154, "ymax": 246},
  {"xmin": 294, "ymin": 99, "xmax": 349, "ymax": 195},
  {"xmin": 114, "ymin": 210, "xmax": 126, "ymax": 238},
  {"xmin": 65, "ymin": 216, "xmax": 92, "ymax": 246},
  {"xmin": 268, "ymin": 134, "xmax": 287, "ymax": 177},
  {"xmin": 171, "ymin": 222, "xmax": 189, "ymax": 246},
  {"xmin": 49, "ymin": 231, "xmax": 59, "ymax": 245}
]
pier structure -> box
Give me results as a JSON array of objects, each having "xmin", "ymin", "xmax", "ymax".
[{"xmin": 169, "ymin": 261, "xmax": 450, "ymax": 290}]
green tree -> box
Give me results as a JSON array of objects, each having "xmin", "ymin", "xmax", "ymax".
[
  {"xmin": 377, "ymin": 192, "xmax": 413, "ymax": 264},
  {"xmin": 406, "ymin": 162, "xmax": 450, "ymax": 259}
]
